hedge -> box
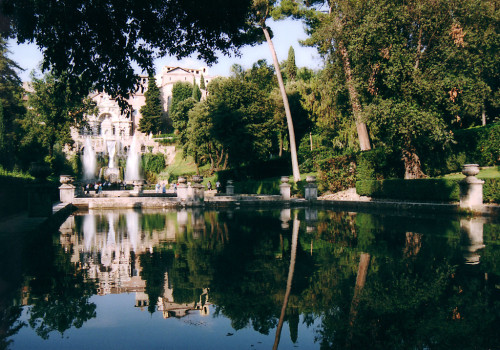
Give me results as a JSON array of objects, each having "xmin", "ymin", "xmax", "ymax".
[
  {"xmin": 217, "ymin": 157, "xmax": 291, "ymax": 184},
  {"xmin": 0, "ymin": 176, "xmax": 59, "ymax": 218},
  {"xmin": 356, "ymin": 178, "xmax": 499, "ymax": 203}
]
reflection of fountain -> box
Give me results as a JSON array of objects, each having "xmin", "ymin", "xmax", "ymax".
[
  {"xmin": 125, "ymin": 134, "xmax": 142, "ymax": 182},
  {"xmin": 83, "ymin": 214, "xmax": 96, "ymax": 251},
  {"xmin": 83, "ymin": 138, "xmax": 97, "ymax": 180},
  {"xmin": 127, "ymin": 211, "xmax": 139, "ymax": 252}
]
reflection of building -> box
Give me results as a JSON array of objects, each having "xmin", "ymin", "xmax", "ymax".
[
  {"xmin": 70, "ymin": 66, "xmax": 214, "ymax": 160},
  {"xmin": 58, "ymin": 210, "xmax": 210, "ymax": 318}
]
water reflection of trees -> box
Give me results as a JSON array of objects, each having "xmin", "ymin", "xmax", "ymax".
[
  {"xmin": 138, "ymin": 209, "xmax": 499, "ymax": 349},
  {"xmin": 1, "ymin": 209, "xmax": 498, "ymax": 349}
]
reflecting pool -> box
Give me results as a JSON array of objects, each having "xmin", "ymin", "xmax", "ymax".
[{"xmin": 1, "ymin": 208, "xmax": 499, "ymax": 349}]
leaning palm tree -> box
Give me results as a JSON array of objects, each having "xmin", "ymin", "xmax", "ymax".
[{"xmin": 254, "ymin": 0, "xmax": 301, "ymax": 182}]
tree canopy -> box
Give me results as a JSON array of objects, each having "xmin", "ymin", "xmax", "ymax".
[{"xmin": 0, "ymin": 0, "xmax": 263, "ymax": 107}]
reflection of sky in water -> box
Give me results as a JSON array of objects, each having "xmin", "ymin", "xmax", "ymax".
[{"xmin": 15, "ymin": 295, "xmax": 321, "ymax": 350}]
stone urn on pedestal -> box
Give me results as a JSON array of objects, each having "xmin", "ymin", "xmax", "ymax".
[
  {"xmin": 304, "ymin": 176, "xmax": 318, "ymax": 201},
  {"xmin": 191, "ymin": 175, "xmax": 205, "ymax": 203},
  {"xmin": 176, "ymin": 176, "xmax": 188, "ymax": 201},
  {"xmin": 59, "ymin": 175, "xmax": 76, "ymax": 203},
  {"xmin": 459, "ymin": 164, "xmax": 484, "ymax": 210}
]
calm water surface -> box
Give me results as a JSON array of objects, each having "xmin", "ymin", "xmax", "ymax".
[{"xmin": 1, "ymin": 208, "xmax": 499, "ymax": 349}]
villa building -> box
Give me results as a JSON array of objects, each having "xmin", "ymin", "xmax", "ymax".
[{"xmin": 71, "ymin": 66, "xmax": 214, "ymax": 160}]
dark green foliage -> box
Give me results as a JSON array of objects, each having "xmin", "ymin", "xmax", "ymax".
[
  {"xmin": 317, "ymin": 154, "xmax": 357, "ymax": 193},
  {"xmin": 0, "ymin": 36, "xmax": 25, "ymax": 169},
  {"xmin": 483, "ymin": 178, "xmax": 500, "ymax": 203},
  {"xmin": 356, "ymin": 179, "xmax": 461, "ymax": 202},
  {"xmin": 142, "ymin": 153, "xmax": 166, "ymax": 183},
  {"xmin": 217, "ymin": 157, "xmax": 291, "ymax": 183},
  {"xmin": 2, "ymin": 0, "xmax": 261, "ymax": 108},
  {"xmin": 356, "ymin": 148, "xmax": 404, "ymax": 180},
  {"xmin": 422, "ymin": 122, "xmax": 500, "ymax": 176},
  {"xmin": 139, "ymin": 75, "xmax": 163, "ymax": 135}
]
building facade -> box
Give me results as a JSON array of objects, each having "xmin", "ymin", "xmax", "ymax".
[{"xmin": 71, "ymin": 66, "xmax": 214, "ymax": 160}]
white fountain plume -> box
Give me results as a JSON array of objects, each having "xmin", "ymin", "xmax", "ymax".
[
  {"xmin": 125, "ymin": 134, "xmax": 141, "ymax": 181},
  {"xmin": 107, "ymin": 140, "xmax": 116, "ymax": 169},
  {"xmin": 83, "ymin": 214, "xmax": 96, "ymax": 251},
  {"xmin": 82, "ymin": 138, "xmax": 96, "ymax": 180}
]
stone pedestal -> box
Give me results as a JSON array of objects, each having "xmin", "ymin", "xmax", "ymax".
[
  {"xmin": 279, "ymin": 176, "xmax": 291, "ymax": 200},
  {"xmin": 459, "ymin": 164, "xmax": 484, "ymax": 210},
  {"xmin": 226, "ymin": 180, "xmax": 235, "ymax": 196},
  {"xmin": 59, "ymin": 175, "xmax": 75, "ymax": 203},
  {"xmin": 177, "ymin": 177, "xmax": 189, "ymax": 201},
  {"xmin": 304, "ymin": 176, "xmax": 318, "ymax": 201},
  {"xmin": 191, "ymin": 175, "xmax": 205, "ymax": 203}
]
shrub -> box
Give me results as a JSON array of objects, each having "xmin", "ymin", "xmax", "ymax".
[
  {"xmin": 422, "ymin": 122, "xmax": 500, "ymax": 176},
  {"xmin": 356, "ymin": 147, "xmax": 404, "ymax": 180},
  {"xmin": 356, "ymin": 178, "xmax": 499, "ymax": 203},
  {"xmin": 317, "ymin": 154, "xmax": 357, "ymax": 193},
  {"xmin": 217, "ymin": 157, "xmax": 291, "ymax": 184}
]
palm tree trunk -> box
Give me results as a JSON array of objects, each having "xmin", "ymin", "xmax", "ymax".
[{"xmin": 262, "ymin": 27, "xmax": 301, "ymax": 182}]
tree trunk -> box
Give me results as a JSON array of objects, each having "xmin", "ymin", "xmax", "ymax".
[
  {"xmin": 273, "ymin": 216, "xmax": 299, "ymax": 350},
  {"xmin": 262, "ymin": 27, "xmax": 301, "ymax": 182},
  {"xmin": 337, "ymin": 40, "xmax": 371, "ymax": 151},
  {"xmin": 482, "ymin": 104, "xmax": 486, "ymax": 126},
  {"xmin": 329, "ymin": 5, "xmax": 371, "ymax": 152},
  {"xmin": 402, "ymin": 148, "xmax": 425, "ymax": 179}
]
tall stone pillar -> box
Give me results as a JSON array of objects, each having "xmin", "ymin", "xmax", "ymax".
[
  {"xmin": 459, "ymin": 164, "xmax": 484, "ymax": 210},
  {"xmin": 279, "ymin": 176, "xmax": 291, "ymax": 200}
]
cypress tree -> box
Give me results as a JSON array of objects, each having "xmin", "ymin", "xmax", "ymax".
[
  {"xmin": 286, "ymin": 46, "xmax": 297, "ymax": 82},
  {"xmin": 139, "ymin": 74, "xmax": 163, "ymax": 134},
  {"xmin": 192, "ymin": 77, "xmax": 202, "ymax": 101},
  {"xmin": 199, "ymin": 74, "xmax": 206, "ymax": 90}
]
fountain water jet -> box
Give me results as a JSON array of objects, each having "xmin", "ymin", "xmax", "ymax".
[
  {"xmin": 107, "ymin": 141, "xmax": 116, "ymax": 169},
  {"xmin": 125, "ymin": 134, "xmax": 142, "ymax": 182},
  {"xmin": 82, "ymin": 138, "xmax": 97, "ymax": 180}
]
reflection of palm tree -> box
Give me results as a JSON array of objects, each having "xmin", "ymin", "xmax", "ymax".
[
  {"xmin": 347, "ymin": 252, "xmax": 370, "ymax": 347},
  {"xmin": 273, "ymin": 216, "xmax": 300, "ymax": 350}
]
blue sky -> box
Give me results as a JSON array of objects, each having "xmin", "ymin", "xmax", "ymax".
[{"xmin": 8, "ymin": 19, "xmax": 323, "ymax": 82}]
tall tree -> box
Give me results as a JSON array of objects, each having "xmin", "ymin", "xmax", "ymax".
[
  {"xmin": 285, "ymin": 46, "xmax": 297, "ymax": 82},
  {"xmin": 139, "ymin": 74, "xmax": 163, "ymax": 135},
  {"xmin": 199, "ymin": 74, "xmax": 206, "ymax": 91},
  {"xmin": 0, "ymin": 35, "xmax": 25, "ymax": 167},
  {"xmin": 24, "ymin": 72, "xmax": 97, "ymax": 169},
  {"xmin": 192, "ymin": 77, "xmax": 202, "ymax": 102},
  {"xmin": 170, "ymin": 81, "xmax": 193, "ymax": 116},
  {"xmin": 253, "ymin": 0, "xmax": 301, "ymax": 182}
]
